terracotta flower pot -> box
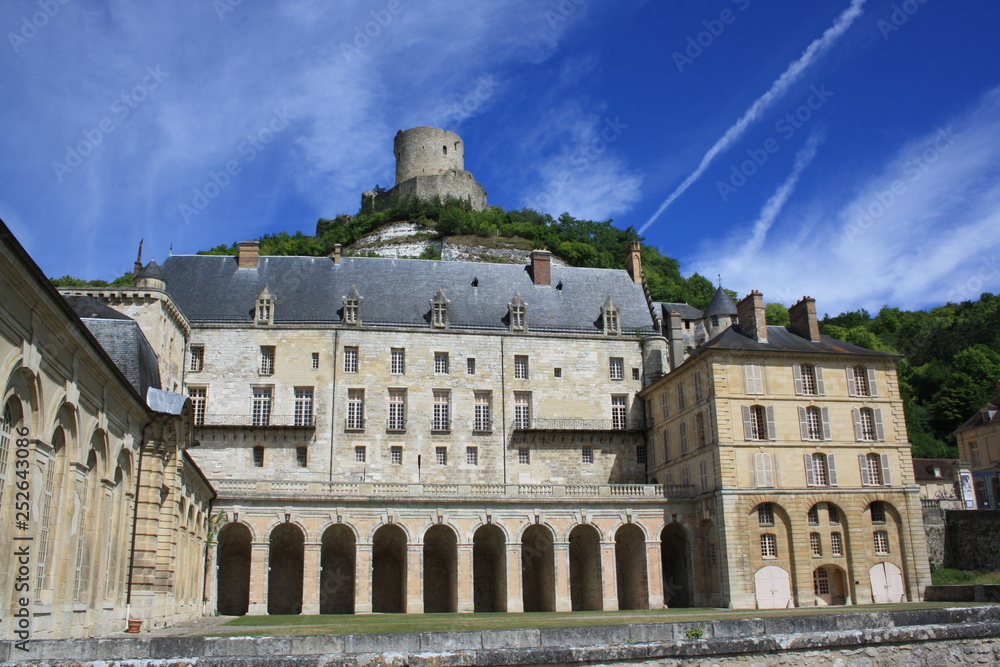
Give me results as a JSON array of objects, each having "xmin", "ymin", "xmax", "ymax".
[{"xmin": 126, "ymin": 619, "xmax": 143, "ymax": 633}]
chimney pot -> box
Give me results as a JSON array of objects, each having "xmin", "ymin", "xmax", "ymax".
[
  {"xmin": 530, "ymin": 249, "xmax": 551, "ymax": 286},
  {"xmin": 333, "ymin": 244, "xmax": 342, "ymax": 264},
  {"xmin": 237, "ymin": 240, "xmax": 260, "ymax": 269}
]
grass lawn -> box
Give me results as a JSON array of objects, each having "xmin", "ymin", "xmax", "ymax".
[
  {"xmin": 208, "ymin": 601, "xmax": 984, "ymax": 637},
  {"xmin": 931, "ymin": 568, "xmax": 1000, "ymax": 586}
]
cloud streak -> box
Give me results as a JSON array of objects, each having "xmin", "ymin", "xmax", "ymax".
[{"xmin": 640, "ymin": 0, "xmax": 865, "ymax": 234}]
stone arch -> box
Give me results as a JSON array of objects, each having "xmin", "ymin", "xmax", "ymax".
[
  {"xmin": 472, "ymin": 523, "xmax": 506, "ymax": 612},
  {"xmin": 615, "ymin": 523, "xmax": 649, "ymax": 610},
  {"xmin": 423, "ymin": 523, "xmax": 458, "ymax": 613},
  {"xmin": 320, "ymin": 523, "xmax": 356, "ymax": 614},
  {"xmin": 609, "ymin": 517, "xmax": 650, "ymax": 542},
  {"xmin": 217, "ymin": 522, "xmax": 252, "ymax": 615},
  {"xmin": 466, "ymin": 517, "xmax": 511, "ymax": 544},
  {"xmin": 268, "ymin": 522, "xmax": 304, "ymax": 615},
  {"xmin": 569, "ymin": 524, "xmax": 603, "ymax": 611},
  {"xmin": 367, "ymin": 519, "xmax": 412, "ymax": 544},
  {"xmin": 372, "ymin": 523, "xmax": 407, "ymax": 613},
  {"xmin": 697, "ymin": 519, "xmax": 720, "ymax": 600},
  {"xmin": 661, "ymin": 522, "xmax": 690, "ymax": 607},
  {"xmin": 812, "ymin": 564, "xmax": 848, "ymax": 606},
  {"xmin": 521, "ymin": 523, "xmax": 555, "ymax": 612},
  {"xmin": 262, "ymin": 517, "xmax": 311, "ymax": 544},
  {"xmin": 3, "ymin": 365, "xmax": 40, "ymax": 432}
]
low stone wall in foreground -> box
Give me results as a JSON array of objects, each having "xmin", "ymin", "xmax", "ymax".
[{"xmin": 3, "ymin": 606, "xmax": 1000, "ymax": 666}]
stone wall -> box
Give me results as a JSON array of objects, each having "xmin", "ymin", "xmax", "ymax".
[
  {"xmin": 946, "ymin": 509, "xmax": 1000, "ymax": 570},
  {"xmin": 923, "ymin": 504, "xmax": 948, "ymax": 569}
]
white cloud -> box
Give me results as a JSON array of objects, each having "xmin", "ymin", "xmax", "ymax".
[{"xmin": 692, "ymin": 86, "xmax": 1000, "ymax": 314}]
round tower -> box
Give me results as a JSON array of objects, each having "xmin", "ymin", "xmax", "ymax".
[{"xmin": 394, "ymin": 126, "xmax": 465, "ymax": 185}]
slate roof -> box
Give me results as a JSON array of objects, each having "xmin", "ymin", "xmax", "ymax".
[
  {"xmin": 703, "ymin": 286, "xmax": 738, "ymax": 317},
  {"xmin": 688, "ymin": 324, "xmax": 892, "ymax": 359},
  {"xmin": 953, "ymin": 389, "xmax": 1000, "ymax": 434},
  {"xmin": 656, "ymin": 302, "xmax": 704, "ymax": 320},
  {"xmin": 66, "ymin": 294, "xmax": 132, "ymax": 320},
  {"xmin": 155, "ymin": 254, "xmax": 658, "ymax": 333},
  {"xmin": 136, "ymin": 259, "xmax": 165, "ymax": 281},
  {"xmin": 912, "ymin": 458, "xmax": 960, "ymax": 483}
]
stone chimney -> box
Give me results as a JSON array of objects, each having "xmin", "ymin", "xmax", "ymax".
[
  {"xmin": 668, "ymin": 311, "xmax": 686, "ymax": 370},
  {"xmin": 789, "ymin": 296, "xmax": 821, "ymax": 342},
  {"xmin": 333, "ymin": 244, "xmax": 342, "ymax": 264},
  {"xmin": 626, "ymin": 241, "xmax": 643, "ymax": 284},
  {"xmin": 530, "ymin": 249, "xmax": 551, "ymax": 286},
  {"xmin": 737, "ymin": 290, "xmax": 768, "ymax": 343},
  {"xmin": 237, "ymin": 240, "xmax": 260, "ymax": 268}
]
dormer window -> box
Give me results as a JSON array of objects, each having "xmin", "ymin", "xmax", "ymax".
[
  {"xmin": 431, "ymin": 288, "xmax": 450, "ymax": 328},
  {"xmin": 342, "ymin": 285, "xmax": 363, "ymax": 325},
  {"xmin": 602, "ymin": 296, "xmax": 620, "ymax": 335},
  {"xmin": 256, "ymin": 285, "xmax": 275, "ymax": 325},
  {"xmin": 509, "ymin": 292, "xmax": 527, "ymax": 332}
]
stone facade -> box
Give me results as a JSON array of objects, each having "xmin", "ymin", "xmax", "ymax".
[{"xmin": 953, "ymin": 383, "xmax": 1000, "ymax": 508}]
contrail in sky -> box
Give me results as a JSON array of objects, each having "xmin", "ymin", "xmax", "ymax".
[{"xmin": 639, "ymin": 0, "xmax": 865, "ymax": 235}]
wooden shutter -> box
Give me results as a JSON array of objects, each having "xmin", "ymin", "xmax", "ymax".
[
  {"xmin": 804, "ymin": 454, "xmax": 816, "ymax": 486},
  {"xmin": 797, "ymin": 406, "xmax": 809, "ymax": 440},
  {"xmin": 846, "ymin": 366, "xmax": 857, "ymax": 397},
  {"xmin": 859, "ymin": 453, "xmax": 871, "ymax": 486},
  {"xmin": 880, "ymin": 453, "xmax": 892, "ymax": 485},
  {"xmin": 821, "ymin": 407, "xmax": 832, "ymax": 440},
  {"xmin": 867, "ymin": 366, "xmax": 879, "ymax": 397},
  {"xmin": 766, "ymin": 405, "xmax": 777, "ymax": 441},
  {"xmin": 745, "ymin": 363, "xmax": 763, "ymax": 395},
  {"xmin": 755, "ymin": 452, "xmax": 774, "ymax": 488},
  {"xmin": 815, "ymin": 366, "xmax": 826, "ymax": 395},
  {"xmin": 827, "ymin": 453, "xmax": 838, "ymax": 486},
  {"xmin": 852, "ymin": 408, "xmax": 863, "ymax": 440},
  {"xmin": 792, "ymin": 364, "xmax": 803, "ymax": 395},
  {"xmin": 742, "ymin": 405, "xmax": 753, "ymax": 440},
  {"xmin": 874, "ymin": 408, "xmax": 885, "ymax": 441}
]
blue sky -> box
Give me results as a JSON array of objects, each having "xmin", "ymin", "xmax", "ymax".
[{"xmin": 2, "ymin": 0, "xmax": 999, "ymax": 315}]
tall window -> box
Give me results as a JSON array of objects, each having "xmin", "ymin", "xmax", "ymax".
[
  {"xmin": 602, "ymin": 297, "xmax": 620, "ymax": 335},
  {"xmin": 391, "ymin": 348, "xmax": 405, "ymax": 374},
  {"xmin": 435, "ymin": 446, "xmax": 447, "ymax": 466},
  {"xmin": 514, "ymin": 355, "xmax": 528, "ymax": 380},
  {"xmin": 518, "ymin": 448, "xmax": 530, "ymax": 464},
  {"xmin": 970, "ymin": 442, "xmax": 981, "ymax": 466},
  {"xmin": 808, "ymin": 505, "xmax": 820, "ymax": 525},
  {"xmin": 610, "ymin": 357, "xmax": 624, "ymax": 380},
  {"xmin": 509, "ymin": 293, "xmax": 526, "ymax": 331},
  {"xmin": 861, "ymin": 453, "xmax": 889, "ymax": 486},
  {"xmin": 754, "ymin": 452, "xmax": 774, "ymax": 488},
  {"xmin": 252, "ymin": 446, "xmax": 264, "ymax": 467},
  {"xmin": 434, "ymin": 352, "xmax": 449, "ymax": 374},
  {"xmin": 344, "ymin": 347, "xmax": 358, "ymax": 373},
  {"xmin": 677, "ymin": 382, "xmax": 686, "ymax": 410},
  {"xmin": 794, "ymin": 363, "xmax": 824, "ymax": 395},
  {"xmin": 467, "ymin": 446, "xmax": 479, "ymax": 466},
  {"xmin": 514, "ymin": 392, "xmax": 531, "ymax": 429},
  {"xmin": 390, "ymin": 446, "xmax": 403, "ymax": 465},
  {"xmin": 355, "ymin": 446, "xmax": 366, "ymax": 463},
  {"xmin": 870, "ymin": 501, "xmax": 886, "ymax": 523},
  {"xmin": 760, "ymin": 533, "xmax": 777, "ymax": 559},
  {"xmin": 343, "ymin": 299, "xmax": 359, "ymax": 324},
  {"xmin": 256, "ymin": 298, "xmax": 272, "ymax": 325},
  {"xmin": 679, "ymin": 421, "xmax": 689, "ymax": 455},
  {"xmin": 694, "ymin": 372, "xmax": 704, "ymax": 401},
  {"xmin": 854, "ymin": 407, "xmax": 884, "ymax": 441},
  {"xmin": 312, "ymin": 352, "xmax": 320, "ymax": 369},
  {"xmin": 743, "ymin": 405, "xmax": 774, "ymax": 441},
  {"xmin": 813, "ymin": 568, "xmax": 830, "ymax": 595},
  {"xmin": 611, "ymin": 396, "xmax": 627, "ymax": 430},
  {"xmin": 474, "ymin": 392, "xmax": 492, "ymax": 432},
  {"xmin": 699, "ymin": 459, "xmax": 710, "ymax": 491},
  {"xmin": 189, "ymin": 387, "xmax": 206, "ymax": 426},
  {"xmin": 660, "ymin": 391, "xmax": 670, "ymax": 420},
  {"xmin": 388, "ymin": 390, "xmax": 406, "ymax": 431},
  {"xmin": 433, "ymin": 390, "xmax": 451, "ymax": 431},
  {"xmin": 346, "ymin": 389, "xmax": 364, "ymax": 430},
  {"xmin": 636, "ymin": 444, "xmax": 647, "ymax": 465},
  {"xmin": 35, "ymin": 450, "xmax": 57, "ymax": 594},
  {"xmin": 799, "ymin": 406, "xmax": 826, "ymax": 441},
  {"xmin": 294, "ymin": 388, "xmax": 313, "ymax": 426},
  {"xmin": 758, "ymin": 503, "xmax": 774, "ymax": 526},
  {"xmin": 831, "ymin": 532, "xmax": 843, "ymax": 557},
  {"xmin": 696, "ymin": 413, "xmax": 707, "ymax": 446},
  {"xmin": 582, "ymin": 446, "xmax": 594, "ymax": 464},
  {"xmin": 251, "ymin": 388, "xmax": 272, "ymax": 426},
  {"xmin": 810, "ymin": 533, "xmax": 822, "ymax": 557},
  {"xmin": 873, "ymin": 530, "xmax": 890, "ymax": 555},
  {"xmin": 829, "ymin": 506, "xmax": 840, "ymax": 525},
  {"xmin": 806, "ymin": 452, "xmax": 836, "ymax": 486},
  {"xmin": 431, "ymin": 288, "xmax": 449, "ymax": 328},
  {"xmin": 744, "ymin": 362, "xmax": 764, "ymax": 395},
  {"xmin": 296, "ymin": 447, "xmax": 308, "ymax": 468},
  {"xmin": 467, "ymin": 358, "xmax": 476, "ymax": 375},
  {"xmin": 259, "ymin": 346, "xmax": 275, "ymax": 375},
  {"xmin": 848, "ymin": 365, "xmax": 878, "ymax": 397},
  {"xmin": 189, "ymin": 346, "xmax": 204, "ymax": 372}
]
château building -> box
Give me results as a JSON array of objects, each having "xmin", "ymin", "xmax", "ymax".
[{"xmin": 0, "ymin": 127, "xmax": 931, "ymax": 640}]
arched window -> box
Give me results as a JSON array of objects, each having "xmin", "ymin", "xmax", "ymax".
[
  {"xmin": 0, "ymin": 402, "xmax": 13, "ymax": 516},
  {"xmin": 813, "ymin": 567, "xmax": 830, "ymax": 594}
]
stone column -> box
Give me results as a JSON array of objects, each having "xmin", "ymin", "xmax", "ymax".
[
  {"xmin": 506, "ymin": 542, "xmax": 523, "ymax": 613},
  {"xmin": 553, "ymin": 542, "xmax": 572, "ymax": 612},
  {"xmin": 406, "ymin": 544, "xmax": 424, "ymax": 614},
  {"xmin": 601, "ymin": 541, "xmax": 619, "ymax": 611},
  {"xmin": 302, "ymin": 543, "xmax": 321, "ymax": 615},
  {"xmin": 248, "ymin": 542, "xmax": 269, "ymax": 615},
  {"xmin": 645, "ymin": 540, "xmax": 664, "ymax": 609},
  {"xmin": 354, "ymin": 544, "xmax": 373, "ymax": 614},
  {"xmin": 457, "ymin": 544, "xmax": 475, "ymax": 613}
]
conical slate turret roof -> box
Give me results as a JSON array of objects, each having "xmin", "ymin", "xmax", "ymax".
[
  {"xmin": 136, "ymin": 260, "xmax": 165, "ymax": 281},
  {"xmin": 704, "ymin": 286, "xmax": 737, "ymax": 317}
]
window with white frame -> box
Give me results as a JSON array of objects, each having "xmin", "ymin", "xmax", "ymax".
[
  {"xmin": 848, "ymin": 365, "xmax": 878, "ymax": 397},
  {"xmin": 189, "ymin": 387, "xmax": 206, "ymax": 426},
  {"xmin": 610, "ymin": 357, "xmax": 624, "ymax": 380},
  {"xmin": 189, "ymin": 346, "xmax": 204, "ymax": 372},
  {"xmin": 813, "ymin": 567, "xmax": 830, "ymax": 595},
  {"xmin": 294, "ymin": 388, "xmax": 313, "ymax": 426},
  {"xmin": 854, "ymin": 407, "xmax": 884, "ymax": 441},
  {"xmin": 805, "ymin": 452, "xmax": 837, "ymax": 486},
  {"xmin": 474, "ymin": 392, "xmax": 492, "ymax": 432},
  {"xmin": 758, "ymin": 502, "xmax": 774, "ymax": 526},
  {"xmin": 388, "ymin": 390, "xmax": 406, "ymax": 431},
  {"xmin": 391, "ymin": 348, "xmax": 405, "ymax": 374},
  {"xmin": 861, "ymin": 452, "xmax": 891, "ymax": 486},
  {"xmin": 810, "ymin": 532, "xmax": 822, "ymax": 557},
  {"xmin": 831, "ymin": 532, "xmax": 843, "ymax": 556},
  {"xmin": 744, "ymin": 362, "xmax": 764, "ymax": 395},
  {"xmin": 390, "ymin": 446, "xmax": 403, "ymax": 465},
  {"xmin": 434, "ymin": 352, "xmax": 449, "ymax": 374},
  {"xmin": 514, "ymin": 355, "xmax": 528, "ymax": 380},
  {"xmin": 808, "ymin": 505, "xmax": 819, "ymax": 525},
  {"xmin": 251, "ymin": 387, "xmax": 272, "ymax": 426},
  {"xmin": 435, "ymin": 446, "xmax": 447, "ymax": 466},
  {"xmin": 760, "ymin": 533, "xmax": 777, "ymax": 559},
  {"xmin": 432, "ymin": 390, "xmax": 451, "ymax": 431},
  {"xmin": 582, "ymin": 446, "xmax": 593, "ymax": 464},
  {"xmin": 514, "ymin": 392, "xmax": 531, "ymax": 429},
  {"xmin": 346, "ymin": 389, "xmax": 365, "ymax": 430},
  {"xmin": 344, "ymin": 347, "xmax": 358, "ymax": 373},
  {"xmin": 743, "ymin": 405, "xmax": 774, "ymax": 441},
  {"xmin": 793, "ymin": 363, "xmax": 825, "ymax": 396},
  {"xmin": 798, "ymin": 405, "xmax": 829, "ymax": 441},
  {"xmin": 466, "ymin": 446, "xmax": 478, "ymax": 466},
  {"xmin": 754, "ymin": 452, "xmax": 774, "ymax": 487},
  {"xmin": 611, "ymin": 395, "xmax": 627, "ymax": 430},
  {"xmin": 873, "ymin": 530, "xmax": 890, "ymax": 555},
  {"xmin": 259, "ymin": 346, "xmax": 275, "ymax": 375}
]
